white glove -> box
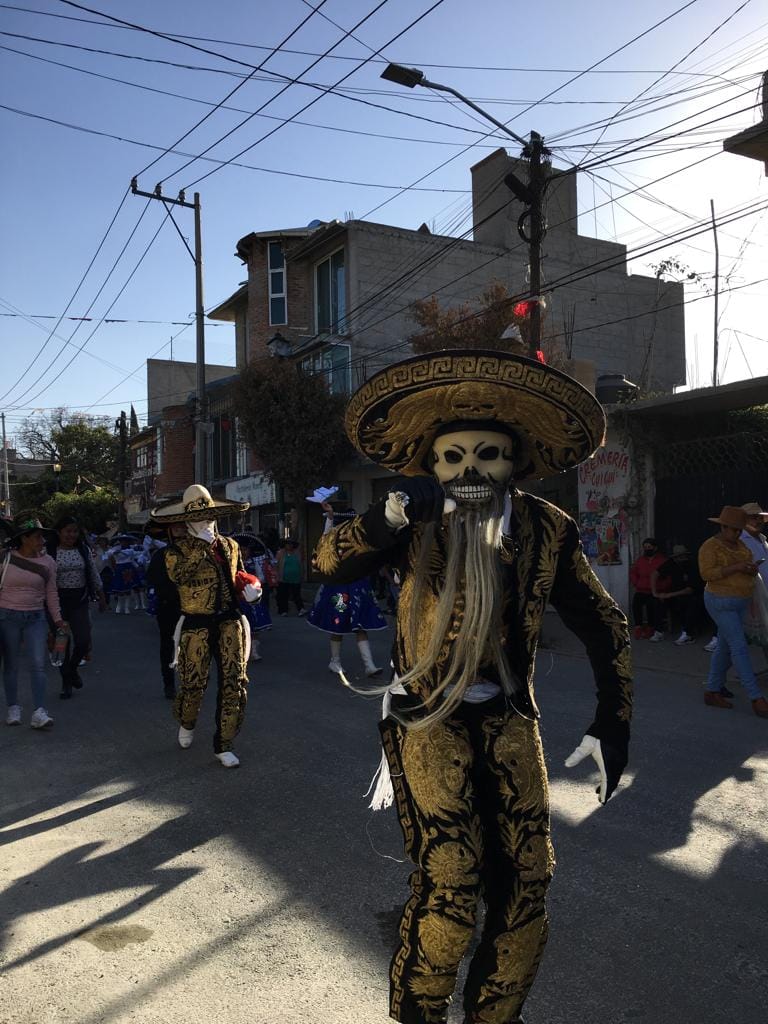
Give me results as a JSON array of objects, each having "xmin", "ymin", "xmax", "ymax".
[
  {"xmin": 244, "ymin": 581, "xmax": 262, "ymax": 604},
  {"xmin": 565, "ymin": 734, "xmax": 609, "ymax": 805}
]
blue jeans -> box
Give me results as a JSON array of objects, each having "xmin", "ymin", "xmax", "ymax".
[
  {"xmin": 0, "ymin": 608, "xmax": 49, "ymax": 709},
  {"xmin": 703, "ymin": 592, "xmax": 761, "ymax": 700}
]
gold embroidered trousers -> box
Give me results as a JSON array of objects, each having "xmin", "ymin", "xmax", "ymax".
[
  {"xmin": 174, "ymin": 614, "xmax": 248, "ymax": 753},
  {"xmin": 380, "ymin": 696, "xmax": 554, "ymax": 1024}
]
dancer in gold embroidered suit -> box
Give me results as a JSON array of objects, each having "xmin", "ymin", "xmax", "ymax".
[
  {"xmin": 313, "ymin": 350, "xmax": 632, "ymax": 1024},
  {"xmin": 151, "ymin": 485, "xmax": 261, "ymax": 769}
]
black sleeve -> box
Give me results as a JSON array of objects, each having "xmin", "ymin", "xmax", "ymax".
[
  {"xmin": 549, "ymin": 516, "xmax": 633, "ymax": 747},
  {"xmin": 312, "ymin": 500, "xmax": 411, "ymax": 584}
]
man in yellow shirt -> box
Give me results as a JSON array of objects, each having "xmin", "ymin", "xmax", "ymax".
[{"xmin": 698, "ymin": 505, "xmax": 767, "ymax": 718}]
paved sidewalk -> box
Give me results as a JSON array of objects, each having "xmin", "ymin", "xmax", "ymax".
[{"xmin": 541, "ymin": 606, "xmax": 767, "ymax": 682}]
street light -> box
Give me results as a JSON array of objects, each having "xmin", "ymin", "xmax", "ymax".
[
  {"xmin": 267, "ymin": 330, "xmax": 292, "ymax": 359},
  {"xmin": 380, "ymin": 63, "xmax": 548, "ymax": 359}
]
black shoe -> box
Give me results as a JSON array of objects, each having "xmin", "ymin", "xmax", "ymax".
[
  {"xmin": 70, "ymin": 672, "xmax": 83, "ymax": 690},
  {"xmin": 60, "ymin": 688, "xmax": 72, "ymax": 700},
  {"xmin": 720, "ymin": 686, "xmax": 735, "ymax": 698}
]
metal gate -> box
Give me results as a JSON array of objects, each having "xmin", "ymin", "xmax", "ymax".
[{"xmin": 654, "ymin": 430, "xmax": 768, "ymax": 554}]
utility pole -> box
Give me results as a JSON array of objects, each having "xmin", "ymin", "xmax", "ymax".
[
  {"xmin": 116, "ymin": 409, "xmax": 128, "ymax": 531},
  {"xmin": 710, "ymin": 199, "xmax": 720, "ymax": 388},
  {"xmin": 1, "ymin": 411, "xmax": 11, "ymax": 518},
  {"xmin": 522, "ymin": 132, "xmax": 548, "ymax": 359},
  {"xmin": 130, "ymin": 180, "xmax": 208, "ymax": 484},
  {"xmin": 379, "ymin": 65, "xmax": 547, "ymax": 360}
]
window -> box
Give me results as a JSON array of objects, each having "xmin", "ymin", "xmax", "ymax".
[
  {"xmin": 315, "ymin": 249, "xmax": 346, "ymax": 334},
  {"xmin": 300, "ymin": 342, "xmax": 351, "ymax": 395},
  {"xmin": 235, "ymin": 418, "xmax": 248, "ymax": 477},
  {"xmin": 268, "ymin": 241, "xmax": 286, "ymax": 325},
  {"xmin": 155, "ymin": 427, "xmax": 163, "ymax": 475}
]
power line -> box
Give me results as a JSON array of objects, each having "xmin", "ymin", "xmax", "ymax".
[
  {"xmin": 157, "ymin": 0, "xmax": 396, "ymax": 187},
  {"xmin": 181, "ymin": 0, "xmax": 449, "ymax": 191},
  {"xmin": 9, "ymin": 3, "xmax": 758, "ymax": 76},
  {"xmin": 133, "ymin": 0, "xmax": 331, "ymax": 180},
  {"xmin": 0, "ymin": 189, "xmax": 130, "ymax": 404},
  {"xmin": 11, "ymin": 206, "xmax": 175, "ymax": 409},
  {"xmin": 0, "ymin": 102, "xmax": 470, "ymax": 192}
]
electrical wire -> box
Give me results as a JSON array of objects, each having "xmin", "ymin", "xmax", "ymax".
[
  {"xmin": 133, "ymin": 0, "xmax": 331, "ymax": 180},
  {"xmin": 181, "ymin": 0, "xmax": 449, "ymax": 191},
  {"xmin": 11, "ymin": 206, "xmax": 175, "ymax": 409},
  {"xmin": 0, "ymin": 102, "xmax": 471, "ymax": 193},
  {"xmin": 0, "ymin": 189, "xmax": 130, "ymax": 404}
]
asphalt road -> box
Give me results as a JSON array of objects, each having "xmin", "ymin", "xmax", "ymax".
[{"xmin": 1, "ymin": 605, "xmax": 767, "ymax": 1024}]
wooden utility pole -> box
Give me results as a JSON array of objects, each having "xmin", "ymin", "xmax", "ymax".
[
  {"xmin": 710, "ymin": 199, "xmax": 720, "ymax": 388},
  {"xmin": 526, "ymin": 132, "xmax": 547, "ymax": 360},
  {"xmin": 130, "ymin": 180, "xmax": 208, "ymax": 484},
  {"xmin": 1, "ymin": 411, "xmax": 11, "ymax": 517},
  {"xmin": 116, "ymin": 409, "xmax": 128, "ymax": 531}
]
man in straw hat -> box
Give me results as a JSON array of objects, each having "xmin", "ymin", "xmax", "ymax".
[
  {"xmin": 150, "ymin": 484, "xmax": 261, "ymax": 768},
  {"xmin": 313, "ymin": 350, "xmax": 632, "ymax": 1024}
]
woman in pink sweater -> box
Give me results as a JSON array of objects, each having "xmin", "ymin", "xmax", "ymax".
[{"xmin": 0, "ymin": 514, "xmax": 64, "ymax": 728}]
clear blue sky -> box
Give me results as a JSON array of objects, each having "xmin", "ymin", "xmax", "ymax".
[{"xmin": 1, "ymin": 0, "xmax": 766, "ymax": 439}]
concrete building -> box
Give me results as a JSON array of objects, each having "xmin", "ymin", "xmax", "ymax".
[{"xmin": 209, "ymin": 149, "xmax": 686, "ymax": 524}]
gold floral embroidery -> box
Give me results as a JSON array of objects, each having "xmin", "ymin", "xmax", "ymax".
[{"xmin": 418, "ymin": 911, "xmax": 474, "ymax": 970}]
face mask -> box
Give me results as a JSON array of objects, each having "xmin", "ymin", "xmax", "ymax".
[
  {"xmin": 188, "ymin": 520, "xmax": 217, "ymax": 544},
  {"xmin": 431, "ymin": 429, "xmax": 516, "ymax": 508}
]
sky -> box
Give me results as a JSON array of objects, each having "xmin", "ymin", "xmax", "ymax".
[{"xmin": 1, "ymin": 0, "xmax": 767, "ymax": 441}]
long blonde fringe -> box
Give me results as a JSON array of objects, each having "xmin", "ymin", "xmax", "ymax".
[{"xmin": 393, "ymin": 496, "xmax": 513, "ymax": 731}]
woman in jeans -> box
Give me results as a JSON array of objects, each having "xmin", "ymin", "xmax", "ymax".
[
  {"xmin": 698, "ymin": 505, "xmax": 768, "ymax": 719},
  {"xmin": 48, "ymin": 516, "xmax": 107, "ymax": 698},
  {"xmin": 1, "ymin": 514, "xmax": 65, "ymax": 728}
]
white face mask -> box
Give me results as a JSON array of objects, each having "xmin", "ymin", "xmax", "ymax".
[{"xmin": 187, "ymin": 520, "xmax": 217, "ymax": 544}]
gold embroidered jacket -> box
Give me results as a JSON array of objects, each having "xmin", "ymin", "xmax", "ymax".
[
  {"xmin": 313, "ymin": 490, "xmax": 632, "ymax": 740},
  {"xmin": 163, "ymin": 536, "xmax": 243, "ymax": 617}
]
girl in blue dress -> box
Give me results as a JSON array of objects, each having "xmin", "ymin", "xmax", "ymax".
[{"xmin": 307, "ymin": 503, "xmax": 387, "ymax": 677}]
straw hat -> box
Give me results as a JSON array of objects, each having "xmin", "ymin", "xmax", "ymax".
[
  {"xmin": 150, "ymin": 484, "xmax": 249, "ymax": 524},
  {"xmin": 741, "ymin": 502, "xmax": 768, "ymax": 518},
  {"xmin": 345, "ymin": 349, "xmax": 606, "ymax": 481},
  {"xmin": 708, "ymin": 506, "xmax": 748, "ymax": 529}
]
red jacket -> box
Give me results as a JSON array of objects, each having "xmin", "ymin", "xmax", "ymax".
[{"xmin": 629, "ymin": 553, "xmax": 666, "ymax": 593}]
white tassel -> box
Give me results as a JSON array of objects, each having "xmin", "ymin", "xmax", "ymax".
[
  {"xmin": 169, "ymin": 615, "xmax": 185, "ymax": 669},
  {"xmin": 364, "ymin": 690, "xmax": 395, "ymax": 812},
  {"xmin": 240, "ymin": 615, "xmax": 251, "ymax": 664}
]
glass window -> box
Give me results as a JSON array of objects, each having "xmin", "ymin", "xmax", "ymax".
[
  {"xmin": 300, "ymin": 344, "xmax": 350, "ymax": 395},
  {"xmin": 267, "ymin": 242, "xmax": 287, "ymax": 325},
  {"xmin": 316, "ymin": 249, "xmax": 345, "ymax": 334}
]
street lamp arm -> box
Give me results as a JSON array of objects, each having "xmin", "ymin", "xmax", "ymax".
[{"xmin": 420, "ymin": 78, "xmax": 529, "ymax": 149}]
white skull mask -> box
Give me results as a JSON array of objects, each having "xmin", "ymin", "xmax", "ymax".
[{"xmin": 431, "ymin": 428, "xmax": 517, "ymax": 507}]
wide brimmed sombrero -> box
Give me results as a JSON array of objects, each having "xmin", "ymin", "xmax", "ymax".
[
  {"xmin": 345, "ymin": 349, "xmax": 606, "ymax": 480},
  {"xmin": 151, "ymin": 484, "xmax": 249, "ymax": 524}
]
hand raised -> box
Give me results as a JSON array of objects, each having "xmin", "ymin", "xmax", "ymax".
[{"xmin": 389, "ymin": 477, "xmax": 446, "ymax": 526}]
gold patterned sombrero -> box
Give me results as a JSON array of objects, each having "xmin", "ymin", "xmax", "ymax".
[
  {"xmin": 151, "ymin": 484, "xmax": 249, "ymax": 524},
  {"xmin": 345, "ymin": 350, "xmax": 606, "ymax": 481}
]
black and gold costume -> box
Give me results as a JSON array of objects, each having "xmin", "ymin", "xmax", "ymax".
[
  {"xmin": 314, "ymin": 490, "xmax": 632, "ymax": 1024},
  {"xmin": 164, "ymin": 536, "xmax": 249, "ymax": 753}
]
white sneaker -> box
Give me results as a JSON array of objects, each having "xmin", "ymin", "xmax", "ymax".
[
  {"xmin": 328, "ymin": 660, "xmax": 344, "ymax": 674},
  {"xmin": 365, "ymin": 665, "xmax": 384, "ymax": 678},
  {"xmin": 216, "ymin": 751, "xmax": 240, "ymax": 769},
  {"xmin": 5, "ymin": 705, "xmax": 22, "ymax": 726},
  {"xmin": 178, "ymin": 726, "xmax": 194, "ymax": 749},
  {"xmin": 30, "ymin": 707, "xmax": 53, "ymax": 729},
  {"xmin": 704, "ymin": 637, "xmax": 718, "ymax": 653},
  {"xmin": 649, "ymin": 631, "xmax": 664, "ymax": 643},
  {"xmin": 674, "ymin": 632, "xmax": 695, "ymax": 646}
]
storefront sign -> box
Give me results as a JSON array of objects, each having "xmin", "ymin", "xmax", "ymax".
[
  {"xmin": 577, "ymin": 444, "xmax": 631, "ymax": 611},
  {"xmin": 225, "ymin": 473, "xmax": 276, "ymax": 507}
]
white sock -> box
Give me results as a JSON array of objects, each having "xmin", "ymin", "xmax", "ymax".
[{"xmin": 329, "ymin": 637, "xmax": 343, "ymax": 670}]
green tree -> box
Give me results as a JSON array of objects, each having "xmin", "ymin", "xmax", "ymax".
[
  {"xmin": 233, "ymin": 358, "xmax": 352, "ymax": 542},
  {"xmin": 408, "ymin": 281, "xmax": 529, "ymax": 354},
  {"xmin": 43, "ymin": 488, "xmax": 121, "ymax": 534},
  {"xmin": 17, "ymin": 409, "xmax": 119, "ymax": 492}
]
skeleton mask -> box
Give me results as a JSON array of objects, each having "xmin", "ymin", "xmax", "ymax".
[
  {"xmin": 187, "ymin": 519, "xmax": 217, "ymax": 544},
  {"xmin": 431, "ymin": 428, "xmax": 517, "ymax": 507}
]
